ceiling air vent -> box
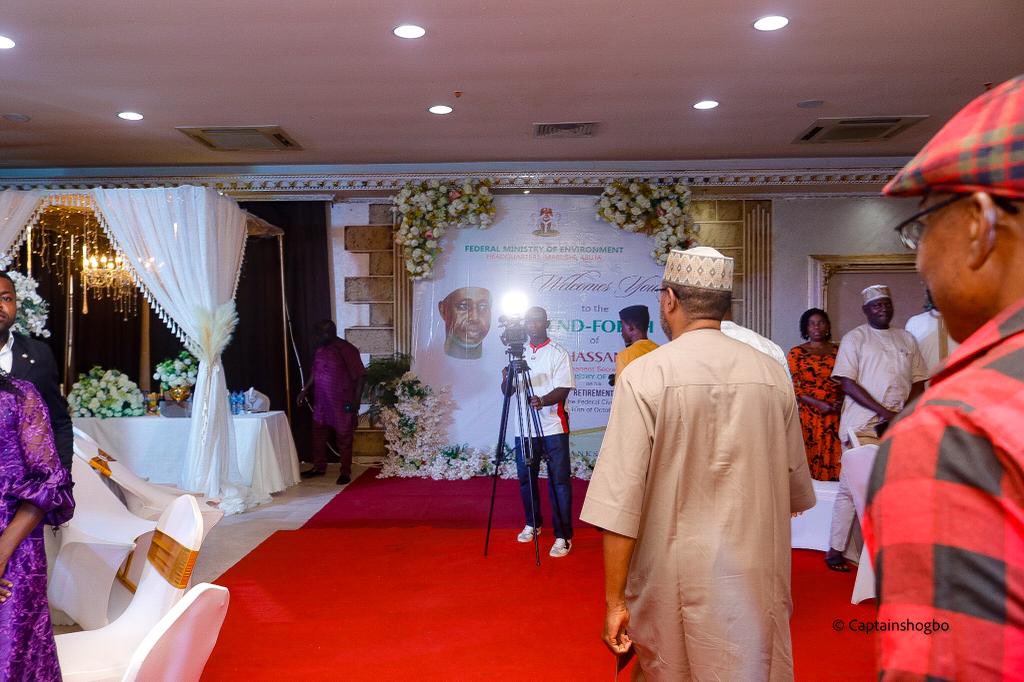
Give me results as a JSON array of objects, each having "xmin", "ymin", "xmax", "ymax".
[
  {"xmin": 533, "ymin": 121, "xmax": 598, "ymax": 138},
  {"xmin": 793, "ymin": 116, "xmax": 928, "ymax": 144},
  {"xmin": 176, "ymin": 125, "xmax": 303, "ymax": 151}
]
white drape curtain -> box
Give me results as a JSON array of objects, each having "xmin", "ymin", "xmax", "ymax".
[
  {"xmin": 91, "ymin": 186, "xmax": 259, "ymax": 513},
  {"xmin": 0, "ymin": 190, "xmax": 43, "ymax": 255}
]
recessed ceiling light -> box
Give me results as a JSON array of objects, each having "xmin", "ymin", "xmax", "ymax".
[
  {"xmin": 428, "ymin": 105, "xmax": 453, "ymax": 115},
  {"xmin": 0, "ymin": 36, "xmax": 15, "ymax": 50},
  {"xmin": 523, "ymin": 190, "xmax": 531, "ymax": 194},
  {"xmin": 117, "ymin": 111, "xmax": 144, "ymax": 121},
  {"xmin": 693, "ymin": 100, "xmax": 719, "ymax": 110},
  {"xmin": 2, "ymin": 113, "xmax": 30, "ymax": 123},
  {"xmin": 393, "ymin": 25, "xmax": 426, "ymax": 39},
  {"xmin": 753, "ymin": 15, "xmax": 789, "ymax": 31}
]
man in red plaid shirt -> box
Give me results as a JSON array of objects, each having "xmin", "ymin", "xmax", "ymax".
[{"xmin": 864, "ymin": 74, "xmax": 1024, "ymax": 679}]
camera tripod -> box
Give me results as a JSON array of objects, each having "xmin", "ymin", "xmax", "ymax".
[{"xmin": 484, "ymin": 346, "xmax": 547, "ymax": 566}]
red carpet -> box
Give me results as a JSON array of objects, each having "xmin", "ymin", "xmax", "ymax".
[{"xmin": 202, "ymin": 473, "xmax": 877, "ymax": 680}]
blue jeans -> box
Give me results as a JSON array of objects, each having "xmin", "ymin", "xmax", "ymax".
[{"xmin": 514, "ymin": 433, "xmax": 573, "ymax": 540}]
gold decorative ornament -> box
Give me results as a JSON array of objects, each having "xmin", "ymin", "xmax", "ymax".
[{"xmin": 167, "ymin": 385, "xmax": 193, "ymax": 402}]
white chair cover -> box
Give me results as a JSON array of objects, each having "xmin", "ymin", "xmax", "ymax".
[
  {"xmin": 73, "ymin": 426, "xmax": 224, "ymax": 541},
  {"xmin": 790, "ymin": 479, "xmax": 840, "ymax": 551},
  {"xmin": 91, "ymin": 186, "xmax": 251, "ymax": 514},
  {"xmin": 121, "ymin": 583, "xmax": 230, "ymax": 682},
  {"xmin": 841, "ymin": 444, "xmax": 881, "ymax": 603},
  {"xmin": 57, "ymin": 495, "xmax": 206, "ymax": 682},
  {"xmin": 49, "ymin": 457, "xmax": 157, "ymax": 630},
  {"xmin": 0, "ymin": 189, "xmax": 42, "ymax": 255}
]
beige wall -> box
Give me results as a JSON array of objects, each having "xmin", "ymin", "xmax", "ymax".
[{"xmin": 771, "ymin": 196, "xmax": 920, "ymax": 351}]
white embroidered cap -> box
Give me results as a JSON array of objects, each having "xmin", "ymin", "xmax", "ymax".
[
  {"xmin": 861, "ymin": 284, "xmax": 892, "ymax": 305},
  {"xmin": 663, "ymin": 246, "xmax": 734, "ymax": 292}
]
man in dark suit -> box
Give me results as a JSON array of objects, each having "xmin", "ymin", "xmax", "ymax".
[{"xmin": 0, "ymin": 272, "xmax": 73, "ymax": 469}]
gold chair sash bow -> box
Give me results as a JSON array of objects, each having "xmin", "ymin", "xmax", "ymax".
[
  {"xmin": 88, "ymin": 456, "xmax": 112, "ymax": 478},
  {"xmin": 147, "ymin": 529, "xmax": 200, "ymax": 589}
]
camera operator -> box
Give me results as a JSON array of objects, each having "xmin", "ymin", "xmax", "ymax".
[{"xmin": 499, "ymin": 306, "xmax": 577, "ymax": 558}]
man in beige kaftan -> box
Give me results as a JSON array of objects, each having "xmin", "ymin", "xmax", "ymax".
[{"xmin": 581, "ymin": 247, "xmax": 815, "ymax": 680}]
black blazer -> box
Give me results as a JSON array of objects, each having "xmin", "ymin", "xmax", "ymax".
[{"xmin": 10, "ymin": 333, "xmax": 74, "ymax": 470}]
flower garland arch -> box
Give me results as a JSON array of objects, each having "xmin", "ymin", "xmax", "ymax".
[
  {"xmin": 595, "ymin": 180, "xmax": 699, "ymax": 264},
  {"xmin": 393, "ymin": 180, "xmax": 495, "ymax": 279}
]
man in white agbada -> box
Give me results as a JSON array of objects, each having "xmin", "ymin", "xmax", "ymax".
[
  {"xmin": 581, "ymin": 246, "xmax": 816, "ymax": 680},
  {"xmin": 720, "ymin": 313, "xmax": 790, "ymax": 374},
  {"xmin": 904, "ymin": 290, "xmax": 958, "ymax": 376}
]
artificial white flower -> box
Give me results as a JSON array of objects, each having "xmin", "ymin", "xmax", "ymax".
[{"xmin": 595, "ymin": 180, "xmax": 698, "ymax": 264}]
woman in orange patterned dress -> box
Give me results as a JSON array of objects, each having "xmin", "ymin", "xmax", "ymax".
[{"xmin": 787, "ymin": 308, "xmax": 843, "ymax": 480}]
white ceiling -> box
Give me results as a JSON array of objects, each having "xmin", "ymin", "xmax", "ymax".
[{"xmin": 1, "ymin": 0, "xmax": 1021, "ymax": 169}]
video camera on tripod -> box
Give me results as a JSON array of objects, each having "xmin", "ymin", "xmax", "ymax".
[{"xmin": 498, "ymin": 314, "xmax": 528, "ymax": 358}]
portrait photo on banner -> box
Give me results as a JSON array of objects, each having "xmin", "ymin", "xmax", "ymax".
[{"xmin": 412, "ymin": 195, "xmax": 669, "ymax": 475}]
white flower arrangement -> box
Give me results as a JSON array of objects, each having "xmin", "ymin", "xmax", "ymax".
[
  {"xmin": 68, "ymin": 366, "xmax": 145, "ymax": 418},
  {"xmin": 153, "ymin": 350, "xmax": 198, "ymax": 390},
  {"xmin": 393, "ymin": 179, "xmax": 496, "ymax": 279},
  {"xmin": 596, "ymin": 181, "xmax": 699, "ymax": 265},
  {"xmin": 376, "ymin": 371, "xmax": 504, "ymax": 480},
  {"xmin": 6, "ymin": 271, "xmax": 50, "ymax": 338}
]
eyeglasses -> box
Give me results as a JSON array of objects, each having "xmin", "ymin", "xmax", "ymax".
[
  {"xmin": 893, "ymin": 194, "xmax": 966, "ymax": 250},
  {"xmin": 894, "ymin": 193, "xmax": 1021, "ymax": 250}
]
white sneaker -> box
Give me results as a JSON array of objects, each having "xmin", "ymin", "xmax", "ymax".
[
  {"xmin": 517, "ymin": 525, "xmax": 540, "ymax": 543},
  {"xmin": 549, "ymin": 538, "xmax": 572, "ymax": 558}
]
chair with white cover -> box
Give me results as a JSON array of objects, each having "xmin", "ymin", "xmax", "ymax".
[
  {"xmin": 121, "ymin": 583, "xmax": 230, "ymax": 682},
  {"xmin": 841, "ymin": 443, "xmax": 881, "ymax": 604},
  {"xmin": 73, "ymin": 426, "xmax": 224, "ymax": 541},
  {"xmin": 57, "ymin": 494, "xmax": 206, "ymax": 682},
  {"xmin": 790, "ymin": 479, "xmax": 841, "ymax": 551},
  {"xmin": 48, "ymin": 457, "xmax": 157, "ymax": 630}
]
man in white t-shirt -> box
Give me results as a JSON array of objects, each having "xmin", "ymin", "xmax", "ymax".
[{"xmin": 499, "ymin": 306, "xmax": 576, "ymax": 558}]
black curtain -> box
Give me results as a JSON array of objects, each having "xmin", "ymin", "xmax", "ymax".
[
  {"xmin": 238, "ymin": 201, "xmax": 332, "ymax": 462},
  {"xmin": 221, "ymin": 236, "xmax": 286, "ymax": 408}
]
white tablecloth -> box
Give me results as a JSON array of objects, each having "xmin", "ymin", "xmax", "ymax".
[{"xmin": 73, "ymin": 411, "xmax": 301, "ymax": 501}]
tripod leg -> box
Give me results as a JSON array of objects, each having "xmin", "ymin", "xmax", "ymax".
[
  {"xmin": 516, "ymin": 374, "xmax": 543, "ymax": 567},
  {"xmin": 484, "ymin": 358, "xmax": 516, "ymax": 557}
]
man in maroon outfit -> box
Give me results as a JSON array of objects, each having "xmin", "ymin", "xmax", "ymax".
[{"xmin": 298, "ymin": 319, "xmax": 366, "ymax": 484}]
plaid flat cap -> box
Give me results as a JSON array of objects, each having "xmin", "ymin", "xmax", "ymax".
[{"xmin": 884, "ymin": 74, "xmax": 1024, "ymax": 198}]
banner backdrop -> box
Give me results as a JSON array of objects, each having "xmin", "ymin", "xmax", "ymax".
[{"xmin": 412, "ymin": 194, "xmax": 669, "ymax": 475}]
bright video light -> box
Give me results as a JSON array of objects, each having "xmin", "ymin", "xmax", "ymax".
[{"xmin": 501, "ymin": 291, "xmax": 529, "ymax": 318}]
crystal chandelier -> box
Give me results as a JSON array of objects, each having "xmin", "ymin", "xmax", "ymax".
[
  {"xmin": 82, "ymin": 244, "xmax": 138, "ymax": 316},
  {"xmin": 17, "ymin": 197, "xmax": 140, "ymax": 318}
]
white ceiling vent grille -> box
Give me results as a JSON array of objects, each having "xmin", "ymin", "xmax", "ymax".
[
  {"xmin": 793, "ymin": 116, "xmax": 928, "ymax": 144},
  {"xmin": 176, "ymin": 125, "xmax": 302, "ymax": 151},
  {"xmin": 533, "ymin": 121, "xmax": 598, "ymax": 138}
]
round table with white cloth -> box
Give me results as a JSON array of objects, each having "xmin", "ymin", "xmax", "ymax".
[{"xmin": 72, "ymin": 411, "xmax": 301, "ymax": 504}]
